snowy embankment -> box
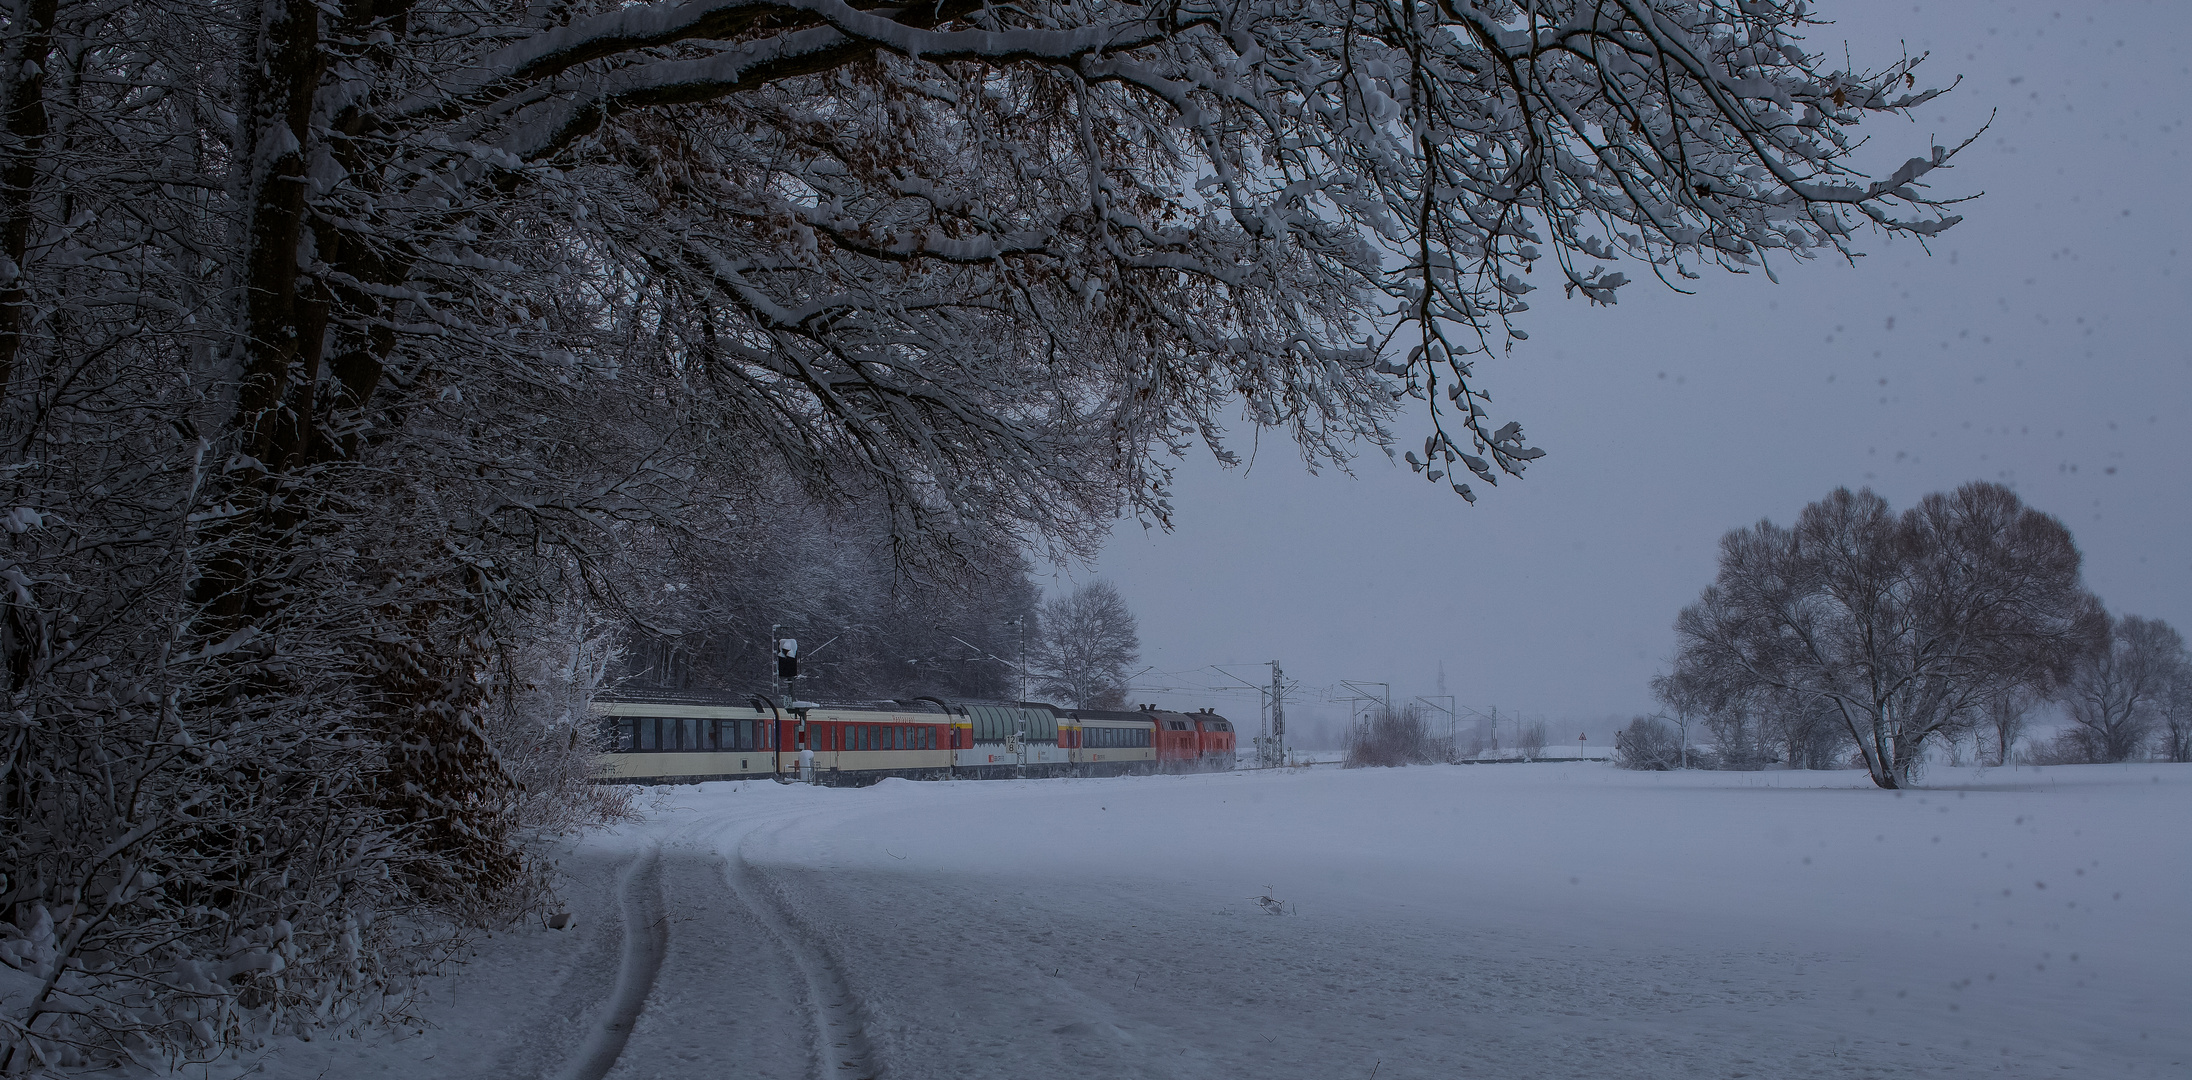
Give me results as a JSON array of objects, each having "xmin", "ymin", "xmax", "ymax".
[{"xmin": 215, "ymin": 764, "xmax": 2186, "ymax": 1079}]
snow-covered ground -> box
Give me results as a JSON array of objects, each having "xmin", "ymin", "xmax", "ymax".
[{"xmin": 216, "ymin": 763, "xmax": 2187, "ymax": 1079}]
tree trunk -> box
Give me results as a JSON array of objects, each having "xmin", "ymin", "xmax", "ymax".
[{"xmin": 0, "ymin": 0, "xmax": 60, "ymax": 402}]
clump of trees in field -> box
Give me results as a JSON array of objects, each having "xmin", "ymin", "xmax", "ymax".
[
  {"xmin": 1651, "ymin": 482, "xmax": 2192, "ymax": 784},
  {"xmin": 603, "ymin": 480, "xmax": 1044, "ymax": 702}
]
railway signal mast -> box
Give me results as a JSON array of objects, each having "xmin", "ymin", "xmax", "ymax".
[{"xmin": 1265, "ymin": 660, "xmax": 1287, "ymax": 769}]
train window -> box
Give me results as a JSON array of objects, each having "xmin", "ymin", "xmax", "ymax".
[{"xmin": 637, "ymin": 718, "xmax": 658, "ymax": 751}]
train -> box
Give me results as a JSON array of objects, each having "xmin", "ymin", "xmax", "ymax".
[{"xmin": 592, "ymin": 689, "xmax": 1238, "ymax": 785}]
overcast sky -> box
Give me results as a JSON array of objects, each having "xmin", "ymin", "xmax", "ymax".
[{"xmin": 1051, "ymin": 0, "xmax": 2192, "ymax": 745}]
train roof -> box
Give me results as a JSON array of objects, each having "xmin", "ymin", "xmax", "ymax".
[
  {"xmin": 594, "ymin": 686, "xmax": 771, "ymax": 708},
  {"xmin": 1064, "ymin": 708, "xmax": 1156, "ymax": 723},
  {"xmin": 594, "ymin": 688, "xmax": 951, "ymax": 714}
]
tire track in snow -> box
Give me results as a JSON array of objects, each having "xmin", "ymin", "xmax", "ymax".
[
  {"xmin": 719, "ymin": 818, "xmax": 883, "ymax": 1080},
  {"xmin": 549, "ymin": 842, "xmax": 667, "ymax": 1080}
]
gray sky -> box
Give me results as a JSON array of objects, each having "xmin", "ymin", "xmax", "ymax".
[{"xmin": 1055, "ymin": 0, "xmax": 2192, "ymax": 743}]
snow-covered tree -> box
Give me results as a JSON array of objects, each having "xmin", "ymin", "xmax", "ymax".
[
  {"xmin": 2057, "ymin": 615, "xmax": 2184, "ymax": 764},
  {"xmin": 1032, "ymin": 580, "xmax": 1140, "ymax": 708},
  {"xmin": 0, "ymin": 0, "xmax": 1975, "ymax": 1064},
  {"xmin": 1975, "ymin": 685, "xmax": 2036, "ymax": 767},
  {"xmin": 1672, "ymin": 484, "xmax": 2101, "ymax": 789},
  {"xmin": 2161, "ymin": 670, "xmax": 2192, "ymax": 765},
  {"xmin": 1649, "ymin": 667, "xmax": 1713, "ymax": 768}
]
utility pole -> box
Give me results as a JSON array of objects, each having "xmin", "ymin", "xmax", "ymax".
[
  {"xmin": 1004, "ymin": 616, "xmax": 1031, "ymax": 701},
  {"xmin": 1415, "ymin": 696, "xmax": 1457, "ymax": 749},
  {"xmin": 1209, "ymin": 664, "xmax": 1287, "ymax": 768},
  {"xmin": 1340, "ymin": 681, "xmax": 1391, "ymax": 725}
]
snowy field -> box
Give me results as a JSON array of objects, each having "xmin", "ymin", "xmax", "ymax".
[{"xmin": 221, "ymin": 763, "xmax": 2186, "ymax": 1080}]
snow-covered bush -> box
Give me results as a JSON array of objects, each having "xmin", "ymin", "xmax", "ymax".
[
  {"xmin": 500, "ymin": 602, "xmax": 639, "ymax": 840},
  {"xmin": 1344, "ymin": 703, "xmax": 1449, "ymax": 768},
  {"xmin": 1514, "ymin": 721, "xmax": 1550, "ymax": 761},
  {"xmin": 1614, "ymin": 716, "xmax": 1683, "ymax": 771}
]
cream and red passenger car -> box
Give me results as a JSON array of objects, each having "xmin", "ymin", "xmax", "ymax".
[{"xmin": 594, "ymin": 690, "xmax": 1232, "ymax": 785}]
